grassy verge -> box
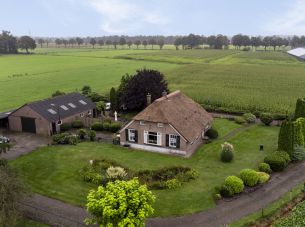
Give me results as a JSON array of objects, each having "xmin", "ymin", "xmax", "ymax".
[{"xmin": 230, "ymin": 182, "xmax": 305, "ymax": 227}]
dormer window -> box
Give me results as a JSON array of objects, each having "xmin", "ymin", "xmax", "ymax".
[
  {"xmin": 140, "ymin": 121, "xmax": 145, "ymax": 125},
  {"xmin": 157, "ymin": 123, "xmax": 164, "ymax": 127}
]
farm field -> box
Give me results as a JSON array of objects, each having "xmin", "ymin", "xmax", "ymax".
[
  {"xmin": 1, "ymin": 47, "xmax": 305, "ymax": 114},
  {"xmin": 10, "ymin": 119, "xmax": 279, "ymax": 217}
]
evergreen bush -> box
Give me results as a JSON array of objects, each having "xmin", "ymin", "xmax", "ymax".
[
  {"xmin": 294, "ymin": 98, "xmax": 305, "ymax": 119},
  {"xmin": 220, "ymin": 142, "xmax": 234, "ymax": 162},
  {"xmin": 239, "ymin": 169, "xmax": 259, "ymax": 187},
  {"xmin": 260, "ymin": 113, "xmax": 273, "ymax": 125},
  {"xmin": 292, "ymin": 145, "xmax": 305, "ymax": 162},
  {"xmin": 206, "ymin": 127, "xmax": 219, "ymax": 139},
  {"xmin": 223, "ymin": 176, "xmax": 244, "ymax": 194},
  {"xmin": 258, "ymin": 162, "xmax": 272, "ymax": 173},
  {"xmin": 242, "ymin": 113, "xmax": 256, "ymax": 123}
]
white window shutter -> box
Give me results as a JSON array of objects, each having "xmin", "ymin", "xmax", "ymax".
[
  {"xmin": 144, "ymin": 131, "xmax": 148, "ymax": 144},
  {"xmin": 157, "ymin": 132, "xmax": 162, "ymax": 146}
]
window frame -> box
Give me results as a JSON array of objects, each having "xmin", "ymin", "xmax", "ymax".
[
  {"xmin": 128, "ymin": 129, "xmax": 136, "ymax": 142},
  {"xmin": 168, "ymin": 134, "xmax": 178, "ymax": 148},
  {"xmin": 144, "ymin": 131, "xmax": 161, "ymax": 146}
]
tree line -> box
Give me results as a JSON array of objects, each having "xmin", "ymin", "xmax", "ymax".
[{"xmin": 0, "ymin": 31, "xmax": 36, "ymax": 54}]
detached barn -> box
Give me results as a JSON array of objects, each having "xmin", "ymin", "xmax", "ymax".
[{"xmin": 8, "ymin": 93, "xmax": 96, "ymax": 136}]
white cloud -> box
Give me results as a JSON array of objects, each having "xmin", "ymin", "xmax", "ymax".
[
  {"xmin": 263, "ymin": 0, "xmax": 305, "ymax": 35},
  {"xmin": 86, "ymin": 0, "xmax": 170, "ymax": 34}
]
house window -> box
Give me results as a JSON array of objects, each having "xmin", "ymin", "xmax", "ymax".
[
  {"xmin": 157, "ymin": 123, "xmax": 164, "ymax": 127},
  {"xmin": 144, "ymin": 131, "xmax": 161, "ymax": 146},
  {"xmin": 140, "ymin": 121, "xmax": 145, "ymax": 125},
  {"xmin": 128, "ymin": 129, "xmax": 136, "ymax": 142},
  {"xmin": 80, "ymin": 113, "xmax": 84, "ymax": 117},
  {"xmin": 169, "ymin": 134, "xmax": 177, "ymax": 148}
]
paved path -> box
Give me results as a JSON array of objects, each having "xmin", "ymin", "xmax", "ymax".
[{"xmin": 15, "ymin": 160, "xmax": 305, "ymax": 227}]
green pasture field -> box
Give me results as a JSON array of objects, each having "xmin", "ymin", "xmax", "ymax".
[
  {"xmin": 10, "ymin": 119, "xmax": 279, "ymax": 217},
  {"xmin": 1, "ymin": 47, "xmax": 305, "ymax": 114}
]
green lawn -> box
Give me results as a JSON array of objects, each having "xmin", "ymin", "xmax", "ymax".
[
  {"xmin": 10, "ymin": 119, "xmax": 279, "ymax": 217},
  {"xmin": 1, "ymin": 48, "xmax": 304, "ymax": 114}
]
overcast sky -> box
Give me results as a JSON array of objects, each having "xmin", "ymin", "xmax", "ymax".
[{"xmin": 1, "ymin": 0, "xmax": 305, "ymax": 37}]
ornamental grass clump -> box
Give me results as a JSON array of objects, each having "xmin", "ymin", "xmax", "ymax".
[
  {"xmin": 106, "ymin": 166, "xmax": 127, "ymax": 180},
  {"xmin": 220, "ymin": 142, "xmax": 234, "ymax": 162}
]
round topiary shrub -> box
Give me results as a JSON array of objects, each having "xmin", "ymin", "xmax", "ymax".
[
  {"xmin": 257, "ymin": 172, "xmax": 270, "ymax": 184},
  {"xmin": 234, "ymin": 116, "xmax": 246, "ymax": 125},
  {"xmin": 242, "ymin": 113, "xmax": 256, "ymax": 124},
  {"xmin": 220, "ymin": 184, "xmax": 234, "ymax": 197},
  {"xmin": 224, "ymin": 176, "xmax": 244, "ymax": 194},
  {"xmin": 258, "ymin": 162, "xmax": 272, "ymax": 174},
  {"xmin": 277, "ymin": 151, "xmax": 291, "ymax": 164},
  {"xmin": 239, "ymin": 169, "xmax": 259, "ymax": 187},
  {"xmin": 260, "ymin": 113, "xmax": 273, "ymax": 126},
  {"xmin": 264, "ymin": 154, "xmax": 287, "ymax": 172},
  {"xmin": 206, "ymin": 127, "xmax": 219, "ymax": 139},
  {"xmin": 220, "ymin": 142, "xmax": 234, "ymax": 162}
]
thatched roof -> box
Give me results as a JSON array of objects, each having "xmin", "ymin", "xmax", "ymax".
[{"xmin": 133, "ymin": 91, "xmax": 213, "ymax": 142}]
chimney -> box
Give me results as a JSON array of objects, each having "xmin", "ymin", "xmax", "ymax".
[
  {"xmin": 162, "ymin": 90, "xmax": 167, "ymax": 98},
  {"xmin": 146, "ymin": 93, "xmax": 151, "ymax": 106}
]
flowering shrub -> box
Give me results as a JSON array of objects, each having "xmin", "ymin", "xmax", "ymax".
[
  {"xmin": 106, "ymin": 166, "xmax": 127, "ymax": 180},
  {"xmin": 85, "ymin": 179, "xmax": 155, "ymax": 226},
  {"xmin": 220, "ymin": 142, "xmax": 234, "ymax": 162}
]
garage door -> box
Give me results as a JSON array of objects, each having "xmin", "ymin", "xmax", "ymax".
[{"xmin": 21, "ymin": 117, "xmax": 36, "ymax": 133}]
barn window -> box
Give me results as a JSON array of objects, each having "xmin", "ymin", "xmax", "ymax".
[
  {"xmin": 79, "ymin": 100, "xmax": 87, "ymax": 105},
  {"xmin": 60, "ymin": 105, "xmax": 69, "ymax": 111},
  {"xmin": 47, "ymin": 109, "xmax": 57, "ymax": 115},
  {"xmin": 68, "ymin": 103, "xmax": 76, "ymax": 108}
]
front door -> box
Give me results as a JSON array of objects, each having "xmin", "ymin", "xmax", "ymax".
[{"xmin": 51, "ymin": 122, "xmax": 57, "ymax": 134}]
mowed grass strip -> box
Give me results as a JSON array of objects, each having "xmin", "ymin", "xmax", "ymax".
[{"xmin": 10, "ymin": 119, "xmax": 279, "ymax": 217}]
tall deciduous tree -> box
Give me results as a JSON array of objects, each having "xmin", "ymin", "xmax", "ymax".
[
  {"xmin": 85, "ymin": 179, "xmax": 155, "ymax": 226},
  {"xmin": 37, "ymin": 38, "xmax": 44, "ymax": 48},
  {"xmin": 0, "ymin": 31, "xmax": 18, "ymax": 54},
  {"xmin": 142, "ymin": 40, "xmax": 148, "ymax": 49},
  {"xmin": 148, "ymin": 38, "xmax": 156, "ymax": 49},
  {"xmin": 127, "ymin": 40, "xmax": 132, "ymax": 49},
  {"xmin": 157, "ymin": 39, "xmax": 165, "ymax": 49},
  {"xmin": 98, "ymin": 39, "xmax": 104, "ymax": 47},
  {"xmin": 119, "ymin": 69, "xmax": 169, "ymax": 111},
  {"xmin": 134, "ymin": 40, "xmax": 141, "ymax": 49},
  {"xmin": 18, "ymin": 36, "xmax": 36, "ymax": 53},
  {"xmin": 89, "ymin": 38, "xmax": 96, "ymax": 48},
  {"xmin": 119, "ymin": 37, "xmax": 126, "ymax": 48},
  {"xmin": 76, "ymin": 37, "xmax": 83, "ymax": 48}
]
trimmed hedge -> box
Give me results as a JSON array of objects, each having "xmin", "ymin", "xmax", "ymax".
[
  {"xmin": 257, "ymin": 172, "xmax": 270, "ymax": 184},
  {"xmin": 223, "ymin": 176, "xmax": 244, "ymax": 194},
  {"xmin": 242, "ymin": 113, "xmax": 256, "ymax": 124},
  {"xmin": 260, "ymin": 113, "xmax": 273, "ymax": 125},
  {"xmin": 91, "ymin": 122, "xmax": 103, "ymax": 131},
  {"xmin": 72, "ymin": 120, "xmax": 84, "ymax": 129},
  {"xmin": 234, "ymin": 116, "xmax": 246, "ymax": 125},
  {"xmin": 239, "ymin": 169, "xmax": 259, "ymax": 187},
  {"xmin": 264, "ymin": 151, "xmax": 290, "ymax": 172},
  {"xmin": 258, "ymin": 162, "xmax": 272, "ymax": 174},
  {"xmin": 60, "ymin": 123, "xmax": 71, "ymax": 132}
]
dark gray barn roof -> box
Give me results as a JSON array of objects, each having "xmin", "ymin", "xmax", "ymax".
[
  {"xmin": 24, "ymin": 93, "xmax": 95, "ymax": 122},
  {"xmin": 0, "ymin": 109, "xmax": 15, "ymax": 120}
]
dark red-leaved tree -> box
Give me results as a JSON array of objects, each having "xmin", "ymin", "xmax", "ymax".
[{"xmin": 119, "ymin": 69, "xmax": 169, "ymax": 111}]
